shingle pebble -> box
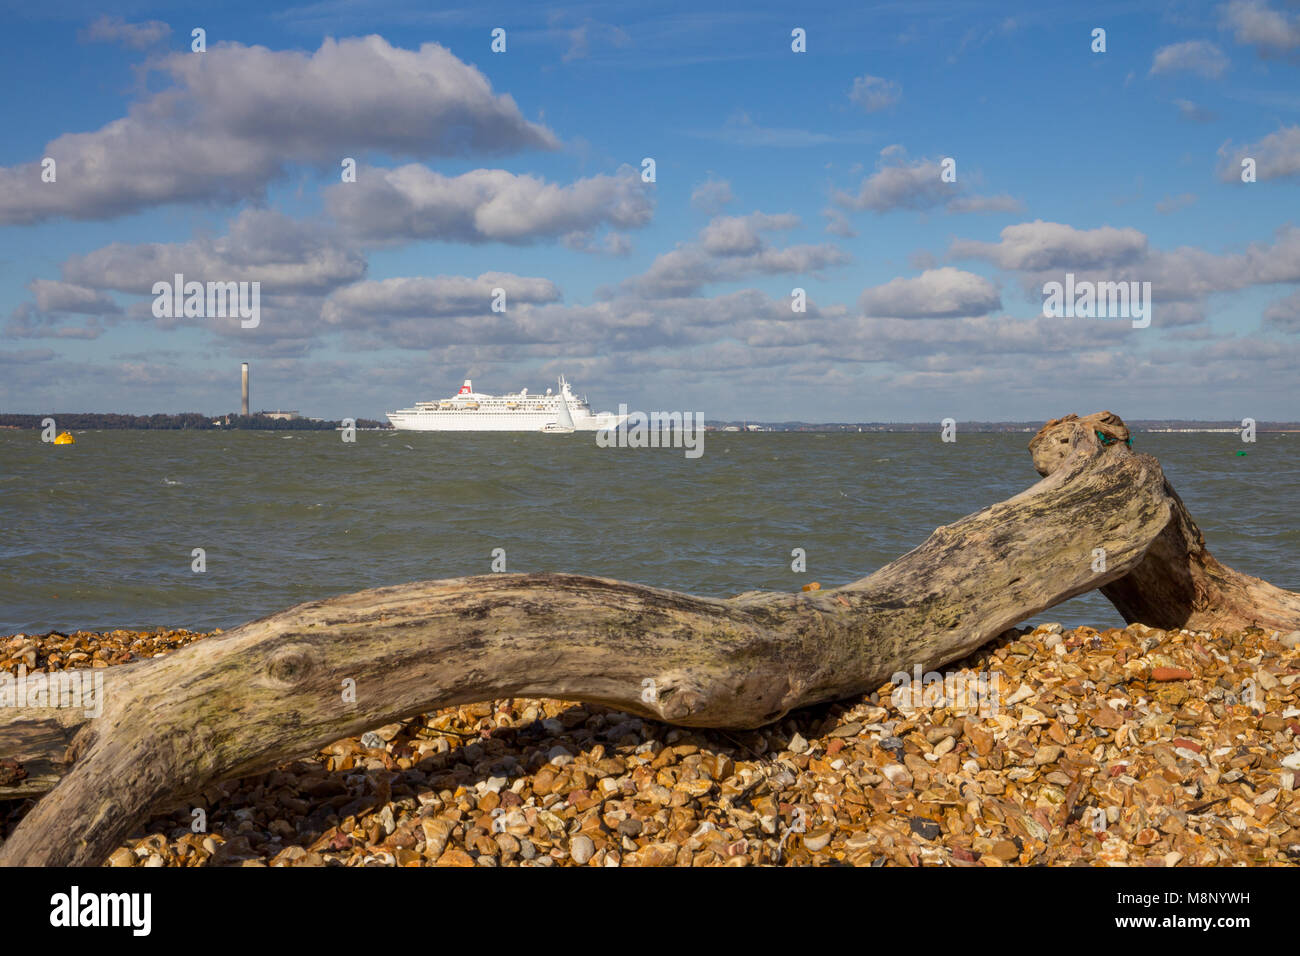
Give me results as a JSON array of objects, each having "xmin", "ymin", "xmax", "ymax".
[{"xmin": 3, "ymin": 621, "xmax": 1299, "ymax": 866}]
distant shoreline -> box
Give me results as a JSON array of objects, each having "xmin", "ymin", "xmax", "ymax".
[
  {"xmin": 3, "ymin": 416, "xmax": 1297, "ymax": 433},
  {"xmin": 0, "ymin": 414, "xmax": 388, "ymax": 431}
]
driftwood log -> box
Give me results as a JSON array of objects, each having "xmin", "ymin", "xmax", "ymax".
[{"xmin": 1, "ymin": 411, "xmax": 1295, "ymax": 866}]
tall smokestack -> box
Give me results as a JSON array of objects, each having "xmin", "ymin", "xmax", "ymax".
[{"xmin": 241, "ymin": 362, "xmax": 249, "ymax": 416}]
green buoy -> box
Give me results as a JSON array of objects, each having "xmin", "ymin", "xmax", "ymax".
[{"xmin": 1236, "ymin": 450, "xmax": 1248, "ymax": 456}]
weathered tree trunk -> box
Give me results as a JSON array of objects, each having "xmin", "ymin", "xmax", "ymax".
[
  {"xmin": 1, "ymin": 411, "xmax": 1295, "ymax": 866},
  {"xmin": 1029, "ymin": 413, "xmax": 1300, "ymax": 633}
]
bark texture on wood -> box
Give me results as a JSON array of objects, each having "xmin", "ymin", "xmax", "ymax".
[
  {"xmin": 0, "ymin": 711, "xmax": 78, "ymax": 797},
  {"xmin": 1, "ymin": 411, "xmax": 1295, "ymax": 866}
]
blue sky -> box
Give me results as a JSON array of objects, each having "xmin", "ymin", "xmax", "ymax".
[{"xmin": 2, "ymin": 0, "xmax": 1299, "ymax": 421}]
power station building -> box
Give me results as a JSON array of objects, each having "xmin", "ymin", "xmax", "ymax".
[{"xmin": 224, "ymin": 363, "xmax": 303, "ymax": 423}]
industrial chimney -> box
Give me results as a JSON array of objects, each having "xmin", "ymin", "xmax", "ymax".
[{"xmin": 241, "ymin": 362, "xmax": 249, "ymax": 416}]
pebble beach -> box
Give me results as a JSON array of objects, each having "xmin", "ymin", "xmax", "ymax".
[{"xmin": 3, "ymin": 621, "xmax": 1300, "ymax": 867}]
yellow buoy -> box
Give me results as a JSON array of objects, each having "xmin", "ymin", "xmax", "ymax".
[{"xmin": 53, "ymin": 432, "xmax": 75, "ymax": 445}]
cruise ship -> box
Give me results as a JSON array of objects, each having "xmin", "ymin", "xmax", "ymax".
[{"xmin": 387, "ymin": 375, "xmax": 627, "ymax": 432}]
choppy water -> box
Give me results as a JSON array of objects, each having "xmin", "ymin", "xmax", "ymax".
[{"xmin": 0, "ymin": 429, "xmax": 1295, "ymax": 634}]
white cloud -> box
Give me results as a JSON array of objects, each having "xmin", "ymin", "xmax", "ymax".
[
  {"xmin": 5, "ymin": 303, "xmax": 105, "ymax": 340},
  {"xmin": 1216, "ymin": 125, "xmax": 1300, "ymax": 181},
  {"xmin": 951, "ymin": 220, "xmax": 1300, "ymax": 316},
  {"xmin": 79, "ymin": 15, "xmax": 171, "ymax": 49},
  {"xmin": 322, "ymin": 274, "xmax": 561, "ymax": 326},
  {"xmin": 0, "ymin": 36, "xmax": 557, "ymax": 225},
  {"xmin": 848, "ymin": 75, "xmax": 901, "ymax": 112},
  {"xmin": 823, "ymin": 208, "xmax": 858, "ymax": 238},
  {"xmin": 1149, "ymin": 40, "xmax": 1230, "ymax": 77},
  {"xmin": 699, "ymin": 213, "xmax": 799, "ymax": 256},
  {"xmin": 950, "ymin": 220, "xmax": 1149, "ymax": 271},
  {"xmin": 833, "ymin": 148, "xmax": 952, "ymax": 213},
  {"xmin": 832, "ymin": 146, "xmax": 1019, "ymax": 215},
  {"xmin": 858, "ymin": 268, "xmax": 1001, "ymax": 318},
  {"xmin": 29, "ymin": 279, "xmax": 121, "ymax": 315},
  {"xmin": 1264, "ymin": 289, "xmax": 1300, "ymax": 332},
  {"xmin": 690, "ymin": 177, "xmax": 734, "ymax": 214},
  {"xmin": 1174, "ymin": 98, "xmax": 1217, "ymax": 122},
  {"xmin": 612, "ymin": 213, "xmax": 848, "ymax": 297},
  {"xmin": 1221, "ymin": 0, "xmax": 1300, "ymax": 57},
  {"xmin": 562, "ymin": 231, "xmax": 634, "ymax": 256},
  {"xmin": 326, "ymin": 165, "xmax": 651, "ymax": 243},
  {"xmin": 562, "ymin": 20, "xmax": 631, "ymax": 62},
  {"xmin": 60, "ymin": 209, "xmax": 365, "ymax": 294}
]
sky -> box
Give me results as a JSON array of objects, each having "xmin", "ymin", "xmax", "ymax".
[{"xmin": 1, "ymin": 0, "xmax": 1299, "ymax": 422}]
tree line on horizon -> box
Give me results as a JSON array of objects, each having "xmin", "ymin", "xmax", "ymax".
[{"xmin": 0, "ymin": 413, "xmax": 390, "ymax": 430}]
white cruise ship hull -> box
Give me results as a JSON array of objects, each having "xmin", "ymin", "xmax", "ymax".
[
  {"xmin": 387, "ymin": 374, "xmax": 624, "ymax": 432},
  {"xmin": 387, "ymin": 409, "xmax": 625, "ymax": 431}
]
